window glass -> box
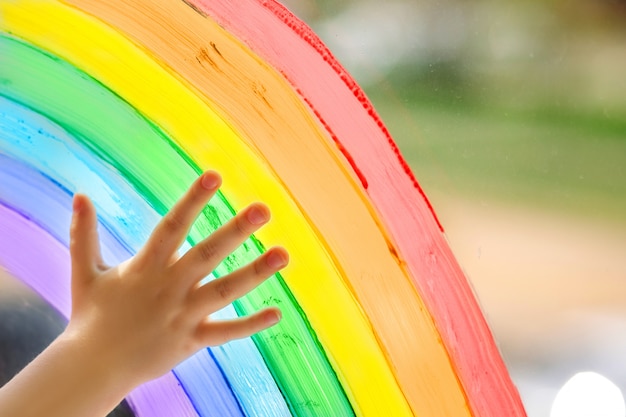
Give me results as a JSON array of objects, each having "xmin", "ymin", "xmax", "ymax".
[{"xmin": 283, "ymin": 0, "xmax": 626, "ymax": 415}]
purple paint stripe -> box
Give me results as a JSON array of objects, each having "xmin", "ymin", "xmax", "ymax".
[
  {"xmin": 0, "ymin": 203, "xmax": 198, "ymax": 417},
  {"xmin": 0, "ymin": 94, "xmax": 250, "ymax": 415},
  {"xmin": 175, "ymin": 350, "xmax": 245, "ymax": 417},
  {"xmin": 0, "ymin": 202, "xmax": 71, "ymax": 315},
  {"xmin": 131, "ymin": 373, "xmax": 199, "ymax": 417},
  {"xmin": 0, "ymin": 153, "xmax": 132, "ymax": 266}
]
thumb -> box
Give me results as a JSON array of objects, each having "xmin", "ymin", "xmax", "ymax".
[{"xmin": 70, "ymin": 194, "xmax": 103, "ymax": 289}]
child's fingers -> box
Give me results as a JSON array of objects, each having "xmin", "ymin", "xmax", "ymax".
[
  {"xmin": 141, "ymin": 171, "xmax": 221, "ymax": 262},
  {"xmin": 187, "ymin": 247, "xmax": 288, "ymax": 316},
  {"xmin": 174, "ymin": 203, "xmax": 271, "ymax": 287},
  {"xmin": 69, "ymin": 194, "xmax": 103, "ymax": 287},
  {"xmin": 195, "ymin": 307, "xmax": 282, "ymax": 346}
]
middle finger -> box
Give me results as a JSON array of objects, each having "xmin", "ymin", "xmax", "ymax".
[{"xmin": 174, "ymin": 203, "xmax": 271, "ymax": 287}]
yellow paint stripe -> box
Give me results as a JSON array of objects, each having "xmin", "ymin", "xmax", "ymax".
[
  {"xmin": 3, "ymin": 0, "xmax": 474, "ymax": 415},
  {"xmin": 1, "ymin": 1, "xmax": 416, "ymax": 415}
]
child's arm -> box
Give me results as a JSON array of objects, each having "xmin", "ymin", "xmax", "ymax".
[{"xmin": 0, "ymin": 171, "xmax": 288, "ymax": 417}]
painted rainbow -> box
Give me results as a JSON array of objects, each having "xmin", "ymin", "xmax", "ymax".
[{"xmin": 0, "ymin": 1, "xmax": 526, "ymax": 416}]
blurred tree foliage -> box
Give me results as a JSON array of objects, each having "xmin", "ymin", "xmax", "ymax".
[{"xmin": 283, "ymin": 0, "xmax": 626, "ymax": 224}]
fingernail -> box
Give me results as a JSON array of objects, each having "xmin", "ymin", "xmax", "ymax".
[
  {"xmin": 267, "ymin": 310, "xmax": 282, "ymax": 326},
  {"xmin": 266, "ymin": 250, "xmax": 287, "ymax": 269},
  {"xmin": 247, "ymin": 206, "xmax": 269, "ymax": 225},
  {"xmin": 201, "ymin": 172, "xmax": 220, "ymax": 190},
  {"xmin": 72, "ymin": 195, "xmax": 84, "ymax": 213}
]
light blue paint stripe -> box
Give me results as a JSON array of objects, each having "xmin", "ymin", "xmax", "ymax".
[{"xmin": 0, "ymin": 95, "xmax": 290, "ymax": 416}]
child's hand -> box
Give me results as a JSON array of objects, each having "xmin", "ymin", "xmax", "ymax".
[
  {"xmin": 0, "ymin": 171, "xmax": 288, "ymax": 417},
  {"xmin": 66, "ymin": 171, "xmax": 287, "ymax": 386}
]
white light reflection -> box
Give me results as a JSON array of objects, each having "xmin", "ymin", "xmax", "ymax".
[{"xmin": 551, "ymin": 372, "xmax": 625, "ymax": 417}]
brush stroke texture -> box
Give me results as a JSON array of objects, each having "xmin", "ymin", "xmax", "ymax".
[
  {"xmin": 0, "ymin": 32, "xmax": 349, "ymax": 416},
  {"xmin": 0, "ymin": 0, "xmax": 527, "ymax": 415}
]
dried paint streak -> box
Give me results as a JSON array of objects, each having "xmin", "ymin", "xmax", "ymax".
[
  {"xmin": 0, "ymin": 203, "xmax": 200, "ymax": 417},
  {"xmin": 73, "ymin": 1, "xmax": 469, "ymax": 415},
  {"xmin": 298, "ymin": 91, "xmax": 369, "ymax": 189},
  {"xmin": 0, "ymin": 1, "xmax": 527, "ymax": 417},
  {"xmin": 7, "ymin": 2, "xmax": 468, "ymax": 417},
  {"xmin": 258, "ymin": 0, "xmax": 442, "ymax": 229},
  {"xmin": 0, "ymin": 32, "xmax": 348, "ymax": 416},
  {"xmin": 31, "ymin": 1, "xmax": 430, "ymax": 415},
  {"xmin": 193, "ymin": 1, "xmax": 526, "ymax": 416},
  {"xmin": 0, "ymin": 97, "xmax": 275, "ymax": 417}
]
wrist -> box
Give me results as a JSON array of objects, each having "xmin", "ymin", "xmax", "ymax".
[
  {"xmin": 0, "ymin": 325, "xmax": 139, "ymax": 417},
  {"xmin": 54, "ymin": 325, "xmax": 140, "ymax": 409}
]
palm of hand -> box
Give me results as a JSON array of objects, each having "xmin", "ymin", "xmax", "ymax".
[{"xmin": 66, "ymin": 171, "xmax": 287, "ymax": 386}]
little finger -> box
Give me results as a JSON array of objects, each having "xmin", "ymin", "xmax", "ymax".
[{"xmin": 195, "ymin": 307, "xmax": 282, "ymax": 346}]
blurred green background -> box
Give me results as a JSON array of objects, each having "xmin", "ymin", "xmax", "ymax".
[
  {"xmin": 287, "ymin": 0, "xmax": 626, "ymax": 223},
  {"xmin": 282, "ymin": 1, "xmax": 626, "ymax": 416}
]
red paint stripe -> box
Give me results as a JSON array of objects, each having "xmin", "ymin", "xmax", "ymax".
[
  {"xmin": 191, "ymin": 1, "xmax": 527, "ymax": 416},
  {"xmin": 299, "ymin": 91, "xmax": 369, "ymax": 190},
  {"xmin": 260, "ymin": 1, "xmax": 441, "ymax": 229}
]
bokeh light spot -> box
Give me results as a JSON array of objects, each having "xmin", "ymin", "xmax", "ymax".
[{"xmin": 551, "ymin": 372, "xmax": 625, "ymax": 417}]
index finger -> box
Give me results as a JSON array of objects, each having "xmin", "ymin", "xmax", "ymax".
[{"xmin": 139, "ymin": 171, "xmax": 222, "ymax": 262}]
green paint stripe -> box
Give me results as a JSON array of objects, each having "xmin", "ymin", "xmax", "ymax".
[{"xmin": 0, "ymin": 33, "xmax": 354, "ymax": 417}]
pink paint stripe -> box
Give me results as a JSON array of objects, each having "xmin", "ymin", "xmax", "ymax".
[
  {"xmin": 0, "ymin": 204, "xmax": 198, "ymax": 417},
  {"xmin": 189, "ymin": 1, "xmax": 526, "ymax": 416}
]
